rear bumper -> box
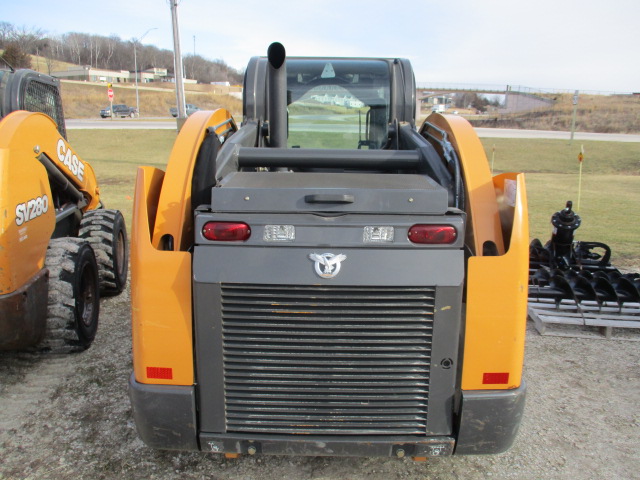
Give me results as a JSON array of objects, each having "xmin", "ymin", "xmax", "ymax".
[
  {"xmin": 129, "ymin": 374, "xmax": 526, "ymax": 456},
  {"xmin": 128, "ymin": 374, "xmax": 199, "ymax": 451},
  {"xmin": 0, "ymin": 269, "xmax": 48, "ymax": 350},
  {"xmin": 455, "ymin": 382, "xmax": 527, "ymax": 455}
]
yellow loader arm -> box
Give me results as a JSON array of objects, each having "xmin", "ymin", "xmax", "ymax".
[{"xmin": 1, "ymin": 111, "xmax": 101, "ymax": 209}]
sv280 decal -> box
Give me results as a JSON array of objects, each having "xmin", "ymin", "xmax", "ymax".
[{"xmin": 15, "ymin": 195, "xmax": 49, "ymax": 226}]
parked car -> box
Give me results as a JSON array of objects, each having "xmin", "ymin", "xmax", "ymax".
[
  {"xmin": 100, "ymin": 104, "xmax": 138, "ymax": 118},
  {"xmin": 170, "ymin": 104, "xmax": 200, "ymax": 117}
]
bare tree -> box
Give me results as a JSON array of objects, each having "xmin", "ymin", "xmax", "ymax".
[
  {"xmin": 92, "ymin": 35, "xmax": 102, "ymax": 68},
  {"xmin": 0, "ymin": 21, "xmax": 15, "ymax": 48},
  {"xmin": 44, "ymin": 39, "xmax": 58, "ymax": 74},
  {"xmin": 104, "ymin": 35, "xmax": 118, "ymax": 69},
  {"xmin": 11, "ymin": 25, "xmax": 45, "ymax": 54},
  {"xmin": 64, "ymin": 33, "xmax": 83, "ymax": 65}
]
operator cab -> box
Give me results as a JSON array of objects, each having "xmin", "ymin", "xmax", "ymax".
[{"xmin": 243, "ymin": 54, "xmax": 416, "ymax": 151}]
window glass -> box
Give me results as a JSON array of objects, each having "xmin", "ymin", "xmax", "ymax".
[{"xmin": 286, "ymin": 59, "xmax": 390, "ymax": 149}]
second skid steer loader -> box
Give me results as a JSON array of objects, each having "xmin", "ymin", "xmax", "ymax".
[{"xmin": 0, "ymin": 68, "xmax": 128, "ymax": 352}]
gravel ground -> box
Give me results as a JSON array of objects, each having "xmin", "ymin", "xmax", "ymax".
[{"xmin": 1, "ymin": 283, "xmax": 639, "ymax": 480}]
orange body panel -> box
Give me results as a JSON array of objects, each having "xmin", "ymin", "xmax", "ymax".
[
  {"xmin": 421, "ymin": 114, "xmax": 529, "ymax": 391},
  {"xmin": 131, "ymin": 166, "xmax": 194, "ymax": 385},
  {"xmin": 0, "ymin": 145, "xmax": 54, "ymax": 294},
  {"xmin": 132, "ymin": 110, "xmax": 234, "ymax": 385},
  {"xmin": 461, "ymin": 173, "xmax": 529, "ymax": 390}
]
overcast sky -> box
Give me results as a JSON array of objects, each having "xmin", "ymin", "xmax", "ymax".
[{"xmin": 4, "ymin": 0, "xmax": 639, "ymax": 93}]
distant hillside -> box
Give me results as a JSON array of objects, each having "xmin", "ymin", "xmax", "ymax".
[
  {"xmin": 22, "ymin": 53, "xmax": 76, "ymax": 75},
  {"xmin": 59, "ymin": 80, "xmax": 242, "ymax": 119},
  {"xmin": 469, "ymin": 93, "xmax": 640, "ymax": 134}
]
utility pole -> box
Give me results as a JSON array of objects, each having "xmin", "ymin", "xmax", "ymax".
[{"xmin": 170, "ymin": 0, "xmax": 187, "ymax": 124}]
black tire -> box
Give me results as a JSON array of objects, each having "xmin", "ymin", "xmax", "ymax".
[
  {"xmin": 44, "ymin": 238, "xmax": 100, "ymax": 352},
  {"xmin": 79, "ymin": 209, "xmax": 128, "ymax": 296}
]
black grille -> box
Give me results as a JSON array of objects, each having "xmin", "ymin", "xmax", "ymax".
[
  {"xmin": 22, "ymin": 79, "xmax": 66, "ymax": 138},
  {"xmin": 222, "ymin": 284, "xmax": 435, "ymax": 435}
]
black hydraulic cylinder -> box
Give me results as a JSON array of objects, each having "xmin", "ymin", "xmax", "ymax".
[{"xmin": 37, "ymin": 153, "xmax": 85, "ymax": 205}]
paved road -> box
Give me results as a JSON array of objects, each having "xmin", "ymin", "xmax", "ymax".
[
  {"xmin": 474, "ymin": 127, "xmax": 640, "ymax": 142},
  {"xmin": 66, "ymin": 118, "xmax": 640, "ymax": 142},
  {"xmin": 66, "ymin": 118, "xmax": 177, "ymax": 129}
]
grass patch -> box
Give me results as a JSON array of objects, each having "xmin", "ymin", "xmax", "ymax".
[
  {"xmin": 67, "ymin": 129, "xmax": 176, "ymax": 227},
  {"xmin": 524, "ymin": 174, "xmax": 639, "ymax": 263},
  {"xmin": 66, "ymin": 130, "xmax": 639, "ymax": 264},
  {"xmin": 288, "ymin": 131, "xmax": 363, "ymax": 149},
  {"xmin": 483, "ymin": 138, "xmax": 640, "ymax": 175},
  {"xmin": 482, "ymin": 138, "xmax": 640, "ymax": 263}
]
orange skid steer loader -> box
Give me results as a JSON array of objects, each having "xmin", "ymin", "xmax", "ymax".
[
  {"xmin": 130, "ymin": 43, "xmax": 529, "ymax": 458},
  {"xmin": 0, "ymin": 69, "xmax": 128, "ymax": 352}
]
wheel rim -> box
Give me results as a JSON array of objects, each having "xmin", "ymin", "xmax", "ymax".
[{"xmin": 78, "ymin": 263, "xmax": 97, "ymax": 327}]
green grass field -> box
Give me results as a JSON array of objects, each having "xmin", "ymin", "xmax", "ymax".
[
  {"xmin": 68, "ymin": 130, "xmax": 639, "ymax": 263},
  {"xmin": 68, "ymin": 130, "xmax": 174, "ymax": 226},
  {"xmin": 485, "ymin": 138, "xmax": 639, "ymax": 263}
]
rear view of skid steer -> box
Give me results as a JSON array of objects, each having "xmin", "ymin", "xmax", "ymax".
[
  {"xmin": 0, "ymin": 69, "xmax": 128, "ymax": 352},
  {"xmin": 130, "ymin": 43, "xmax": 529, "ymax": 458}
]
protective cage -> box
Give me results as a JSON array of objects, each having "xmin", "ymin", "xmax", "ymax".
[{"xmin": 0, "ymin": 69, "xmax": 66, "ymax": 138}]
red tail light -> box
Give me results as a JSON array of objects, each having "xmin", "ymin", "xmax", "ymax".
[
  {"xmin": 202, "ymin": 222, "xmax": 251, "ymax": 241},
  {"xmin": 408, "ymin": 224, "xmax": 457, "ymax": 244}
]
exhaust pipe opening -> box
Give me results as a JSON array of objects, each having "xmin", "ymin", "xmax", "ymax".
[{"xmin": 267, "ymin": 42, "xmax": 286, "ymax": 70}]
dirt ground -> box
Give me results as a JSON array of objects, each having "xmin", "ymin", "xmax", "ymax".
[{"xmin": 1, "ymin": 284, "xmax": 639, "ymax": 480}]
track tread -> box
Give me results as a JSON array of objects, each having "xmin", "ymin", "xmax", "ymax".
[
  {"xmin": 43, "ymin": 238, "xmax": 99, "ymax": 353},
  {"xmin": 79, "ymin": 209, "xmax": 128, "ymax": 295}
]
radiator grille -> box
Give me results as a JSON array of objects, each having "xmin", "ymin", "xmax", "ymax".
[{"xmin": 222, "ymin": 284, "xmax": 435, "ymax": 435}]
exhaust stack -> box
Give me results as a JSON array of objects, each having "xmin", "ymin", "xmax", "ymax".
[{"xmin": 267, "ymin": 42, "xmax": 287, "ymax": 148}]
